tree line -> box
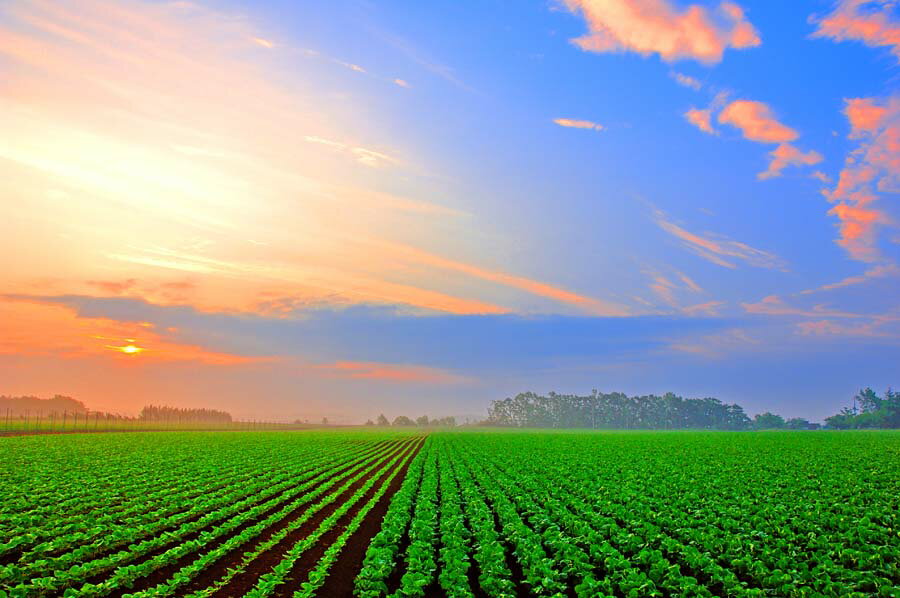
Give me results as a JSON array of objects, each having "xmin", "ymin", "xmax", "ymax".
[
  {"xmin": 364, "ymin": 414, "xmax": 457, "ymax": 427},
  {"xmin": 139, "ymin": 404, "xmax": 233, "ymax": 423},
  {"xmin": 486, "ymin": 390, "xmax": 822, "ymax": 430}
]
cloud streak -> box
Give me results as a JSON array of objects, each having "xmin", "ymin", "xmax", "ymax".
[{"xmin": 655, "ymin": 211, "xmax": 786, "ymax": 270}]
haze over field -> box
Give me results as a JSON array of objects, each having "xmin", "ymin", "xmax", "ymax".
[{"xmin": 1, "ymin": 0, "xmax": 899, "ymax": 422}]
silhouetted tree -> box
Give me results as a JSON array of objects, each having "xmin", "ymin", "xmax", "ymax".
[
  {"xmin": 392, "ymin": 415, "xmax": 415, "ymax": 427},
  {"xmin": 364, "ymin": 419, "xmax": 375, "ymax": 426},
  {"xmin": 376, "ymin": 413, "xmax": 389, "ymax": 426},
  {"xmin": 415, "ymin": 415, "xmax": 429, "ymax": 427}
]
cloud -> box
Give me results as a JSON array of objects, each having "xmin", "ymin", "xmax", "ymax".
[
  {"xmin": 758, "ymin": 143, "xmax": 823, "ymax": 180},
  {"xmin": 845, "ymin": 97, "xmax": 889, "ymax": 136},
  {"xmin": 655, "ymin": 211, "xmax": 787, "ymax": 270},
  {"xmin": 373, "ymin": 241, "xmax": 628, "ymax": 316},
  {"xmin": 393, "ymin": 78, "xmax": 411, "ymax": 88},
  {"xmin": 811, "ymin": 170, "xmax": 832, "ymax": 183},
  {"xmin": 251, "ymin": 37, "xmax": 274, "ymax": 49},
  {"xmin": 718, "ymin": 100, "xmax": 798, "ymax": 143},
  {"xmin": 553, "ymin": 118, "xmax": 605, "ymax": 131},
  {"xmin": 560, "ymin": 0, "xmax": 760, "ymax": 64},
  {"xmin": 684, "ymin": 107, "xmax": 716, "ymax": 134},
  {"xmin": 87, "ymin": 279, "xmax": 138, "ymax": 294},
  {"xmin": 3, "ymin": 295, "xmax": 724, "ymax": 372},
  {"xmin": 677, "ymin": 271, "xmax": 703, "ymax": 292},
  {"xmin": 799, "ymin": 263, "xmax": 899, "ymax": 294},
  {"xmin": 302, "ymin": 136, "xmax": 400, "ymax": 168},
  {"xmin": 314, "ymin": 361, "xmax": 469, "ymax": 383},
  {"xmin": 670, "ymin": 71, "xmax": 702, "ymax": 90},
  {"xmin": 825, "ymin": 95, "xmax": 900, "ymax": 261},
  {"xmin": 810, "ymin": 0, "xmax": 900, "ymax": 60},
  {"xmin": 682, "ymin": 300, "xmax": 724, "ymax": 315},
  {"xmin": 741, "ymin": 295, "xmax": 861, "ymax": 319}
]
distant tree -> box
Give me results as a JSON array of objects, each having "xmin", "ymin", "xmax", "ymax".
[
  {"xmin": 431, "ymin": 416, "xmax": 457, "ymax": 427},
  {"xmin": 753, "ymin": 412, "xmax": 786, "ymax": 429},
  {"xmin": 321, "ymin": 417, "xmax": 329, "ymax": 425},
  {"xmin": 139, "ymin": 404, "xmax": 231, "ymax": 423},
  {"xmin": 364, "ymin": 419, "xmax": 375, "ymax": 426},
  {"xmin": 486, "ymin": 391, "xmax": 753, "ymax": 430},
  {"xmin": 376, "ymin": 413, "xmax": 389, "ymax": 426},
  {"xmin": 392, "ymin": 415, "xmax": 415, "ymax": 427},
  {"xmin": 825, "ymin": 387, "xmax": 900, "ymax": 429},
  {"xmin": 415, "ymin": 415, "xmax": 429, "ymax": 427},
  {"xmin": 785, "ymin": 417, "xmax": 812, "ymax": 430}
]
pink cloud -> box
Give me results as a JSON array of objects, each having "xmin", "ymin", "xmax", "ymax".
[
  {"xmin": 811, "ymin": 0, "xmax": 900, "ymax": 60},
  {"xmin": 845, "ymin": 97, "xmax": 889, "ymax": 136},
  {"xmin": 758, "ymin": 143, "xmax": 823, "ymax": 180},
  {"xmin": 553, "ymin": 118, "xmax": 604, "ymax": 131},
  {"xmin": 825, "ymin": 95, "xmax": 900, "ymax": 261},
  {"xmin": 684, "ymin": 107, "xmax": 716, "ymax": 134},
  {"xmin": 718, "ymin": 100, "xmax": 798, "ymax": 143},
  {"xmin": 561, "ymin": 0, "xmax": 760, "ymax": 64}
]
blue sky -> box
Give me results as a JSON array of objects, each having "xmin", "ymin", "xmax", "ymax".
[{"xmin": 1, "ymin": 0, "xmax": 898, "ymax": 422}]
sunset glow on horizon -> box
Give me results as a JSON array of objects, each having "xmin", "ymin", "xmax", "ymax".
[{"xmin": 1, "ymin": 0, "xmax": 899, "ymax": 422}]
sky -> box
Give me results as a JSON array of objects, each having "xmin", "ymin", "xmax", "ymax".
[{"xmin": 1, "ymin": 0, "xmax": 899, "ymax": 423}]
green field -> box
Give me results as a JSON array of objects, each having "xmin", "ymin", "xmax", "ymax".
[{"xmin": 2, "ymin": 430, "xmax": 899, "ymax": 597}]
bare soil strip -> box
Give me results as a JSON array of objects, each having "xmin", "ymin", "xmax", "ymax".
[
  {"xmin": 99, "ymin": 439, "xmax": 402, "ymax": 597},
  {"xmin": 204, "ymin": 438, "xmax": 419, "ymax": 597},
  {"xmin": 285, "ymin": 436, "xmax": 426, "ymax": 598}
]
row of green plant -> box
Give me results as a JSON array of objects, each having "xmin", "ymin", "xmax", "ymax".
[{"xmin": 353, "ymin": 430, "xmax": 900, "ymax": 597}]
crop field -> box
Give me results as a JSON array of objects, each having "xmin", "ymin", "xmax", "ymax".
[{"xmin": 2, "ymin": 430, "xmax": 899, "ymax": 597}]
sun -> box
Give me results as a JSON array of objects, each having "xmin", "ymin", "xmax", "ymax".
[{"xmin": 107, "ymin": 344, "xmax": 145, "ymax": 355}]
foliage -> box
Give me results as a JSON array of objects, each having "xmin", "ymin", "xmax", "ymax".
[
  {"xmin": 488, "ymin": 390, "xmax": 752, "ymax": 429},
  {"xmin": 355, "ymin": 430, "xmax": 900, "ymax": 597},
  {"xmin": 825, "ymin": 388, "xmax": 900, "ymax": 429},
  {"xmin": 139, "ymin": 404, "xmax": 232, "ymax": 423}
]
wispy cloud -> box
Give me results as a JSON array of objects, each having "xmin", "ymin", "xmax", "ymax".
[
  {"xmin": 314, "ymin": 361, "xmax": 469, "ymax": 383},
  {"xmin": 810, "ymin": 0, "xmax": 900, "ymax": 61},
  {"xmin": 799, "ymin": 263, "xmax": 899, "ymax": 294},
  {"xmin": 560, "ymin": 0, "xmax": 760, "ymax": 64},
  {"xmin": 553, "ymin": 118, "xmax": 605, "ymax": 131},
  {"xmin": 670, "ymin": 71, "xmax": 702, "ymax": 90},
  {"xmin": 655, "ymin": 211, "xmax": 787, "ymax": 270}
]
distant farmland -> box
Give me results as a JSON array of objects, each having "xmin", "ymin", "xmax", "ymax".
[{"xmin": 2, "ymin": 429, "xmax": 898, "ymax": 597}]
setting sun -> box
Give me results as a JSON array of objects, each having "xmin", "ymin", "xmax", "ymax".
[{"xmin": 108, "ymin": 344, "xmax": 144, "ymax": 355}]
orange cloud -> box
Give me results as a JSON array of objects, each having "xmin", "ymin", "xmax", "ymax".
[
  {"xmin": 0, "ymin": 297, "xmax": 267, "ymax": 365},
  {"xmin": 314, "ymin": 361, "xmax": 468, "ymax": 383},
  {"xmin": 718, "ymin": 100, "xmax": 798, "ymax": 143},
  {"xmin": 825, "ymin": 95, "xmax": 900, "ymax": 261},
  {"xmin": 811, "ymin": 0, "xmax": 900, "ymax": 60},
  {"xmin": 845, "ymin": 97, "xmax": 889, "ymax": 136},
  {"xmin": 375, "ymin": 241, "xmax": 627, "ymax": 316},
  {"xmin": 561, "ymin": 0, "xmax": 760, "ymax": 64},
  {"xmin": 684, "ymin": 107, "xmax": 716, "ymax": 134},
  {"xmin": 553, "ymin": 118, "xmax": 604, "ymax": 131},
  {"xmin": 758, "ymin": 143, "xmax": 823, "ymax": 180},
  {"xmin": 655, "ymin": 211, "xmax": 785, "ymax": 270}
]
